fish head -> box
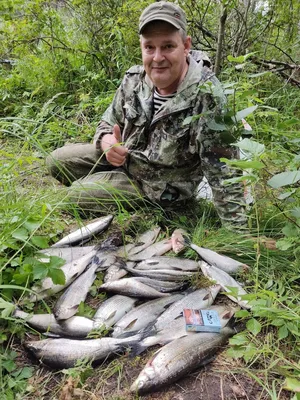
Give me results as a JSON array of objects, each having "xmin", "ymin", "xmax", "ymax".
[{"xmin": 130, "ymin": 364, "xmax": 156, "ymax": 393}]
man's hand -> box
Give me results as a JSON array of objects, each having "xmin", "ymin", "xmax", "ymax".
[{"xmin": 101, "ymin": 124, "xmax": 128, "ymax": 166}]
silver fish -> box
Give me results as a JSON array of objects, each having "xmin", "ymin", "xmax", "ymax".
[
  {"xmin": 54, "ymin": 256, "xmax": 103, "ymax": 321},
  {"xmin": 51, "ymin": 215, "xmax": 113, "ymax": 247},
  {"xmin": 93, "ymin": 295, "xmax": 137, "ymax": 329},
  {"xmin": 135, "ymin": 305, "xmax": 236, "ymax": 353},
  {"xmin": 104, "ymin": 258, "xmax": 128, "ymax": 282},
  {"xmin": 112, "ymin": 294, "xmax": 183, "ymax": 338},
  {"xmin": 190, "ymin": 243, "xmax": 249, "ymax": 274},
  {"xmin": 25, "ymin": 334, "xmax": 140, "ymax": 369},
  {"xmin": 200, "ymin": 261, "xmax": 251, "ymax": 309},
  {"xmin": 116, "ymin": 227, "xmax": 161, "ymax": 258},
  {"xmin": 124, "ymin": 263, "xmax": 194, "ymax": 281},
  {"xmin": 30, "ymin": 249, "xmax": 98, "ymax": 301},
  {"xmin": 133, "ymin": 277, "xmax": 187, "ymax": 293},
  {"xmin": 130, "ymin": 326, "xmax": 235, "ymax": 394},
  {"xmin": 154, "ymin": 285, "xmax": 221, "ymax": 331},
  {"xmin": 171, "ymin": 228, "xmax": 188, "ymax": 254},
  {"xmin": 99, "ymin": 278, "xmax": 170, "ymax": 299},
  {"xmin": 135, "ymin": 256, "xmax": 199, "ymax": 271},
  {"xmin": 127, "ymin": 227, "xmax": 161, "ymax": 256},
  {"xmin": 14, "ymin": 309, "xmax": 94, "ymax": 338},
  {"xmin": 127, "ymin": 239, "xmax": 172, "ymax": 261},
  {"xmin": 39, "ymin": 246, "xmax": 94, "ymax": 264}
]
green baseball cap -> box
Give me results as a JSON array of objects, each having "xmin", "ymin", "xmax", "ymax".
[{"xmin": 139, "ymin": 1, "xmax": 187, "ymax": 34}]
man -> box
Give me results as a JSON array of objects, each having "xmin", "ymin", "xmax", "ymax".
[{"xmin": 47, "ymin": 1, "xmax": 248, "ymax": 230}]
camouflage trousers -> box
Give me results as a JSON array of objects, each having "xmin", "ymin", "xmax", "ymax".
[{"xmin": 46, "ymin": 143, "xmax": 146, "ymax": 214}]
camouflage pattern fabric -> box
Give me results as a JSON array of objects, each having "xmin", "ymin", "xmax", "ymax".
[{"xmin": 94, "ymin": 51, "xmax": 248, "ymax": 230}]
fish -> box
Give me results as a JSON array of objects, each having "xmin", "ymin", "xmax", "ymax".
[
  {"xmin": 30, "ymin": 249, "xmax": 99, "ymax": 301},
  {"xmin": 112, "ymin": 294, "xmax": 183, "ymax": 338},
  {"xmin": 171, "ymin": 228, "xmax": 188, "ymax": 254},
  {"xmin": 93, "ymin": 295, "xmax": 138, "ymax": 329},
  {"xmin": 126, "ymin": 239, "xmax": 173, "ymax": 261},
  {"xmin": 127, "ymin": 227, "xmax": 161, "ymax": 256},
  {"xmin": 116, "ymin": 227, "xmax": 161, "ymax": 258},
  {"xmin": 134, "ymin": 256, "xmax": 199, "ymax": 271},
  {"xmin": 133, "ymin": 277, "xmax": 187, "ymax": 293},
  {"xmin": 53, "ymin": 255, "xmax": 104, "ymax": 321},
  {"xmin": 103, "ymin": 258, "xmax": 128, "ymax": 282},
  {"xmin": 200, "ymin": 261, "xmax": 251, "ymax": 309},
  {"xmin": 99, "ymin": 278, "xmax": 170, "ymax": 299},
  {"xmin": 13, "ymin": 309, "xmax": 94, "ymax": 338},
  {"xmin": 153, "ymin": 285, "xmax": 221, "ymax": 331},
  {"xmin": 39, "ymin": 246, "xmax": 95, "ymax": 264},
  {"xmin": 25, "ymin": 334, "xmax": 141, "ymax": 369},
  {"xmin": 134, "ymin": 305, "xmax": 236, "ymax": 354},
  {"xmin": 51, "ymin": 215, "xmax": 113, "ymax": 247},
  {"xmin": 123, "ymin": 263, "xmax": 194, "ymax": 281},
  {"xmin": 130, "ymin": 326, "xmax": 236, "ymax": 394},
  {"xmin": 190, "ymin": 242, "xmax": 249, "ymax": 274}
]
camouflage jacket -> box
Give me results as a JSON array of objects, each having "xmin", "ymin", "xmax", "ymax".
[{"xmin": 94, "ymin": 51, "xmax": 248, "ymax": 229}]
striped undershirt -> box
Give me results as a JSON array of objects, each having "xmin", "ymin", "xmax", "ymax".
[{"xmin": 153, "ymin": 89, "xmax": 176, "ymax": 113}]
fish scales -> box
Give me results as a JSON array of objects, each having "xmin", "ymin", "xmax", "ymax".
[
  {"xmin": 127, "ymin": 239, "xmax": 172, "ymax": 261},
  {"xmin": 154, "ymin": 285, "xmax": 221, "ymax": 331},
  {"xmin": 93, "ymin": 295, "xmax": 137, "ymax": 329},
  {"xmin": 51, "ymin": 215, "xmax": 113, "ymax": 247},
  {"xmin": 190, "ymin": 243, "xmax": 249, "ymax": 274},
  {"xmin": 130, "ymin": 326, "xmax": 235, "ymax": 394},
  {"xmin": 14, "ymin": 309, "xmax": 94, "ymax": 338},
  {"xmin": 135, "ymin": 256, "xmax": 199, "ymax": 271},
  {"xmin": 112, "ymin": 294, "xmax": 183, "ymax": 338},
  {"xmin": 200, "ymin": 262, "xmax": 251, "ymax": 309},
  {"xmin": 54, "ymin": 255, "xmax": 103, "ymax": 321},
  {"xmin": 135, "ymin": 305, "xmax": 236, "ymax": 353},
  {"xmin": 99, "ymin": 278, "xmax": 170, "ymax": 299},
  {"xmin": 25, "ymin": 334, "xmax": 140, "ymax": 369},
  {"xmin": 30, "ymin": 249, "xmax": 98, "ymax": 301}
]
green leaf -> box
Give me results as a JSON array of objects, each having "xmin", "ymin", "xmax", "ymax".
[
  {"xmin": 268, "ymin": 171, "xmax": 300, "ymax": 189},
  {"xmin": 220, "ymin": 159, "xmax": 264, "ymax": 170},
  {"xmin": 277, "ymin": 190, "xmax": 296, "ymax": 200},
  {"xmin": 290, "ymin": 208, "xmax": 300, "ymax": 218},
  {"xmin": 276, "ymin": 238, "xmax": 293, "ymax": 251},
  {"xmin": 246, "ymin": 318, "xmax": 262, "ymax": 336},
  {"xmin": 278, "ymin": 325, "xmax": 289, "ymax": 340},
  {"xmin": 30, "ymin": 236, "xmax": 49, "ymax": 249},
  {"xmin": 226, "ymin": 346, "xmax": 246, "ymax": 359},
  {"xmin": 284, "ymin": 377, "xmax": 300, "ymax": 393},
  {"xmin": 271, "ymin": 319, "xmax": 284, "ymax": 327},
  {"xmin": 229, "ymin": 333, "xmax": 249, "ymax": 346},
  {"xmin": 207, "ymin": 120, "xmax": 228, "ymax": 131},
  {"xmin": 227, "ymin": 52, "xmax": 257, "ymax": 63},
  {"xmin": 2, "ymin": 359, "xmax": 16, "ymax": 373},
  {"xmin": 235, "ymin": 310, "xmax": 250, "ymax": 318},
  {"xmin": 282, "ymin": 223, "xmax": 299, "ymax": 238},
  {"xmin": 32, "ymin": 262, "xmax": 49, "ymax": 280},
  {"xmin": 234, "ymin": 106, "xmax": 258, "ymax": 122},
  {"xmin": 234, "ymin": 138, "xmax": 265, "ymax": 156},
  {"xmin": 11, "ymin": 227, "xmax": 28, "ymax": 241},
  {"xmin": 16, "ymin": 366, "xmax": 34, "ymax": 380},
  {"xmin": 48, "ymin": 268, "xmax": 65, "ymax": 285}
]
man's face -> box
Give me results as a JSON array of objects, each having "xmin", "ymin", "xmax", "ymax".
[{"xmin": 140, "ymin": 21, "xmax": 191, "ymax": 95}]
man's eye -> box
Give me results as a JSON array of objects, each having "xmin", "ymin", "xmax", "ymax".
[
  {"xmin": 165, "ymin": 44, "xmax": 174, "ymax": 49},
  {"xmin": 145, "ymin": 45, "xmax": 153, "ymax": 50}
]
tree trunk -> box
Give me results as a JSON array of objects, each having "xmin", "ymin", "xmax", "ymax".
[{"xmin": 214, "ymin": 5, "xmax": 228, "ymax": 76}]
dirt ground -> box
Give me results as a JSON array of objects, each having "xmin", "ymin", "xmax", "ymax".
[{"xmin": 16, "ymin": 334, "xmax": 291, "ymax": 400}]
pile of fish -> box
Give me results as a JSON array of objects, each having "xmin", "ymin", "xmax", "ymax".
[{"xmin": 15, "ymin": 215, "xmax": 251, "ymax": 394}]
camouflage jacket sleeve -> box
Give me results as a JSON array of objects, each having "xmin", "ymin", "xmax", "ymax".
[{"xmin": 198, "ymin": 77, "xmax": 249, "ymax": 231}]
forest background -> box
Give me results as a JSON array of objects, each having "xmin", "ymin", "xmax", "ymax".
[{"xmin": 0, "ymin": 0, "xmax": 299, "ymax": 399}]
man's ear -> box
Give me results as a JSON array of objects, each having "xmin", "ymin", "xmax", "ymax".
[{"xmin": 184, "ymin": 36, "xmax": 192, "ymax": 56}]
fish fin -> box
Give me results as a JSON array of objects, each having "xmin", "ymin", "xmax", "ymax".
[{"xmin": 128, "ymin": 341, "xmax": 148, "ymax": 357}]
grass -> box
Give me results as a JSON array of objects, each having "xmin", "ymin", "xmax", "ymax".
[{"xmin": 0, "ymin": 129, "xmax": 299, "ymax": 400}]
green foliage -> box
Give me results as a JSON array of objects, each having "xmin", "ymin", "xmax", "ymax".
[{"xmin": 0, "ymin": 0, "xmax": 299, "ymax": 398}]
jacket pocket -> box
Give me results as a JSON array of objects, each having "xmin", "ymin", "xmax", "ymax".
[{"xmin": 148, "ymin": 128, "xmax": 192, "ymax": 166}]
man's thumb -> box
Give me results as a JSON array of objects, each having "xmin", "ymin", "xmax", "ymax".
[{"xmin": 113, "ymin": 124, "xmax": 122, "ymax": 143}]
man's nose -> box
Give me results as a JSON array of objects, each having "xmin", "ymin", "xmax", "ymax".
[{"xmin": 153, "ymin": 48, "xmax": 165, "ymax": 62}]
